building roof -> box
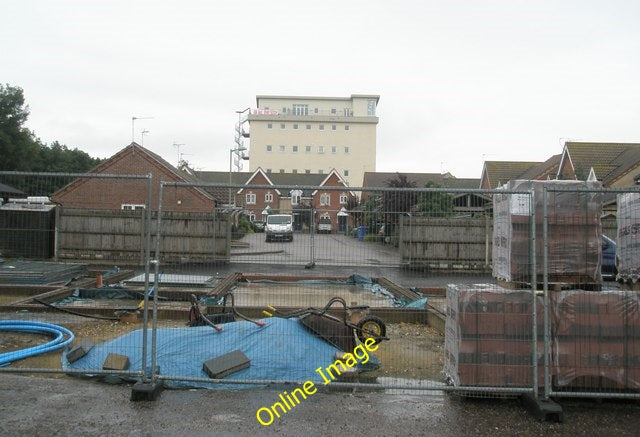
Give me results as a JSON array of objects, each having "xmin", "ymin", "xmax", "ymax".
[
  {"xmin": 518, "ymin": 154, "xmax": 561, "ymax": 181},
  {"xmin": 194, "ymin": 170, "xmax": 327, "ymax": 197},
  {"xmin": 560, "ymin": 142, "xmax": 640, "ymax": 185},
  {"xmin": 481, "ymin": 161, "xmax": 543, "ymax": 188},
  {"xmin": 53, "ymin": 142, "xmax": 215, "ymax": 203},
  {"xmin": 0, "ymin": 182, "xmax": 26, "ymax": 198},
  {"xmin": 256, "ymin": 94, "xmax": 380, "ymax": 105}
]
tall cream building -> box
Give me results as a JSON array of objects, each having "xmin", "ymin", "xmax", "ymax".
[{"xmin": 246, "ymin": 94, "xmax": 379, "ymax": 187}]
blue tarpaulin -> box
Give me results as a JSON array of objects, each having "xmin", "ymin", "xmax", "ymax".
[{"xmin": 63, "ymin": 317, "xmax": 380, "ymax": 389}]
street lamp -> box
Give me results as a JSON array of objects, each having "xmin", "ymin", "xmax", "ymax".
[{"xmin": 228, "ymin": 146, "xmax": 247, "ymax": 206}]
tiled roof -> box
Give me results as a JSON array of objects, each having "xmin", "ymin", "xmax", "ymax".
[
  {"xmin": 483, "ymin": 161, "xmax": 542, "ymax": 188},
  {"xmin": 518, "ymin": 154, "xmax": 561, "ymax": 181},
  {"xmin": 563, "ymin": 142, "xmax": 640, "ymax": 185}
]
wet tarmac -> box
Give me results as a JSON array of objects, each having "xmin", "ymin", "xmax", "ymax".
[{"xmin": 0, "ymin": 373, "xmax": 639, "ymax": 436}]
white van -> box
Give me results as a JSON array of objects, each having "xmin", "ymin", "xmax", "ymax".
[
  {"xmin": 317, "ymin": 217, "xmax": 332, "ymax": 234},
  {"xmin": 265, "ymin": 214, "xmax": 293, "ymax": 242}
]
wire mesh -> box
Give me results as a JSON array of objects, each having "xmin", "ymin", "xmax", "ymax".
[{"xmin": 0, "ymin": 171, "xmax": 151, "ymax": 379}]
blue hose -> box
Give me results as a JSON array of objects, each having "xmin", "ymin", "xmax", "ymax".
[{"xmin": 0, "ymin": 320, "xmax": 75, "ymax": 367}]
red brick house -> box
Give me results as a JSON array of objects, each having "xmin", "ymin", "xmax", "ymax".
[
  {"xmin": 312, "ymin": 170, "xmax": 356, "ymax": 232},
  {"xmin": 52, "ymin": 143, "xmax": 215, "ymax": 213}
]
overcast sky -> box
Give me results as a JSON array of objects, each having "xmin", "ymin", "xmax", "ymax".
[{"xmin": 2, "ymin": 0, "xmax": 639, "ymax": 179}]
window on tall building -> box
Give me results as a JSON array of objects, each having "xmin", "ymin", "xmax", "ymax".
[
  {"xmin": 331, "ymin": 146, "xmax": 337, "ymax": 154},
  {"xmin": 305, "ymin": 169, "xmax": 311, "ymax": 174},
  {"xmin": 345, "ymin": 125, "xmax": 350, "ymax": 131},
  {"xmin": 343, "ymin": 108, "xmax": 352, "ymax": 116},
  {"xmin": 293, "ymin": 123, "xmax": 298, "ymax": 129},
  {"xmin": 305, "ymin": 146, "xmax": 311, "ymax": 153},
  {"xmin": 367, "ymin": 99, "xmax": 376, "ymax": 116},
  {"xmin": 266, "ymin": 169, "xmax": 272, "ymax": 173},
  {"xmin": 292, "ymin": 169, "xmax": 298, "ymax": 174},
  {"xmin": 314, "ymin": 108, "xmax": 318, "ymax": 114},
  {"xmin": 318, "ymin": 146, "xmax": 324, "ymax": 154},
  {"xmin": 340, "ymin": 194, "xmax": 348, "ymax": 204},
  {"xmin": 266, "ymin": 145, "xmax": 272, "ymax": 152},
  {"xmin": 319, "ymin": 124, "xmax": 324, "ymax": 130},
  {"xmin": 292, "ymin": 145, "xmax": 298, "ymax": 153},
  {"xmin": 268, "ymin": 123, "xmax": 272, "ymax": 129},
  {"xmin": 246, "ymin": 193, "xmax": 256, "ymax": 204},
  {"xmin": 265, "ymin": 193, "xmax": 273, "ymax": 203},
  {"xmin": 306, "ymin": 124, "xmax": 311, "ymax": 130},
  {"xmin": 320, "ymin": 193, "xmax": 330, "ymax": 206},
  {"xmin": 318, "ymin": 169, "xmax": 324, "ymax": 174},
  {"xmin": 344, "ymin": 146, "xmax": 350, "ymax": 154},
  {"xmin": 292, "ymin": 104, "xmax": 308, "ymax": 116},
  {"xmin": 331, "ymin": 108, "xmax": 336, "ymax": 114},
  {"xmin": 332, "ymin": 124, "xmax": 336, "ymax": 130},
  {"xmin": 344, "ymin": 170, "xmax": 349, "ymax": 176},
  {"xmin": 279, "ymin": 145, "xmax": 285, "ymax": 152},
  {"xmin": 280, "ymin": 123, "xmax": 286, "ymax": 129}
]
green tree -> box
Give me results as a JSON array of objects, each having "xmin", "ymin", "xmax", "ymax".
[
  {"xmin": 415, "ymin": 181, "xmax": 454, "ymax": 217},
  {"xmin": 0, "ymin": 84, "xmax": 40, "ymax": 171}
]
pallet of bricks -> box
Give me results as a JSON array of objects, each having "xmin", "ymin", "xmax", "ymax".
[
  {"xmin": 553, "ymin": 289, "xmax": 640, "ymax": 391},
  {"xmin": 444, "ymin": 285, "xmax": 640, "ymax": 391},
  {"xmin": 444, "ymin": 283, "xmax": 545, "ymax": 388},
  {"xmin": 492, "ymin": 179, "xmax": 602, "ymax": 288}
]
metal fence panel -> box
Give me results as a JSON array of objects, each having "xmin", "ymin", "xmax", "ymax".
[
  {"xmin": 0, "ymin": 171, "xmax": 152, "ymax": 380},
  {"xmin": 544, "ymin": 186, "xmax": 640, "ymax": 399},
  {"xmin": 148, "ymin": 182, "xmax": 539, "ymax": 395}
]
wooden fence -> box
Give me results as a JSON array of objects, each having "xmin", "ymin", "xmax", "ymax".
[
  {"xmin": 56, "ymin": 208, "xmax": 230, "ymax": 265},
  {"xmin": 398, "ymin": 215, "xmax": 492, "ymax": 270}
]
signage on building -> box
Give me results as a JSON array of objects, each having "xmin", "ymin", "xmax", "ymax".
[{"xmin": 252, "ymin": 109, "xmax": 279, "ymax": 115}]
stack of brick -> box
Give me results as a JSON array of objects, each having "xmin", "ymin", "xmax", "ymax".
[
  {"xmin": 617, "ymin": 193, "xmax": 640, "ymax": 282},
  {"xmin": 492, "ymin": 180, "xmax": 603, "ymax": 284},
  {"xmin": 553, "ymin": 289, "xmax": 640, "ymax": 390},
  {"xmin": 444, "ymin": 284, "xmax": 545, "ymax": 388}
]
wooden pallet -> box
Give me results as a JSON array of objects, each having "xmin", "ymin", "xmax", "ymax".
[{"xmin": 497, "ymin": 278, "xmax": 602, "ymax": 292}]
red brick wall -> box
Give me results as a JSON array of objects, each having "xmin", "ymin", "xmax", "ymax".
[{"xmin": 52, "ymin": 147, "xmax": 214, "ymax": 213}]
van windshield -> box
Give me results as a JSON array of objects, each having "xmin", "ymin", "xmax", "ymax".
[{"xmin": 267, "ymin": 215, "xmax": 291, "ymax": 224}]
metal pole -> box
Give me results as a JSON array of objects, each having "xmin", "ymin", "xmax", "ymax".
[
  {"xmin": 529, "ymin": 186, "xmax": 538, "ymax": 397},
  {"xmin": 150, "ymin": 182, "xmax": 164, "ymax": 380},
  {"xmin": 543, "ymin": 186, "xmax": 550, "ymax": 399},
  {"xmin": 228, "ymin": 149, "xmax": 232, "ymax": 206},
  {"xmin": 140, "ymin": 173, "xmax": 152, "ymax": 381},
  {"xmin": 310, "ymin": 207, "xmax": 315, "ymax": 265}
]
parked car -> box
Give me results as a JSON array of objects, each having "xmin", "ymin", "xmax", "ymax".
[
  {"xmin": 602, "ymin": 235, "xmax": 617, "ymax": 280},
  {"xmin": 265, "ymin": 214, "xmax": 293, "ymax": 242},
  {"xmin": 317, "ymin": 217, "xmax": 332, "ymax": 234},
  {"xmin": 252, "ymin": 220, "xmax": 265, "ymax": 233}
]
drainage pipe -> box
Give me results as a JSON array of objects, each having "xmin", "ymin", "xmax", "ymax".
[{"xmin": 0, "ymin": 320, "xmax": 75, "ymax": 367}]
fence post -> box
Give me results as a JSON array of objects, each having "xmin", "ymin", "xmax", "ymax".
[
  {"xmin": 529, "ymin": 187, "xmax": 538, "ymax": 397},
  {"xmin": 542, "ymin": 186, "xmax": 550, "ymax": 399}
]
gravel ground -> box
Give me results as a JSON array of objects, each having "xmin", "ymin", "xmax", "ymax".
[{"xmin": 0, "ymin": 373, "xmax": 639, "ymax": 436}]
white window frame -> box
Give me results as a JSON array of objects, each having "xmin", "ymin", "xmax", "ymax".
[
  {"xmin": 318, "ymin": 146, "xmax": 324, "ymax": 154},
  {"xmin": 305, "ymin": 146, "xmax": 311, "ymax": 153},
  {"xmin": 320, "ymin": 193, "xmax": 330, "ymax": 206},
  {"xmin": 246, "ymin": 193, "xmax": 256, "ymax": 205},
  {"xmin": 340, "ymin": 194, "xmax": 348, "ymax": 205},
  {"xmin": 266, "ymin": 145, "xmax": 272, "ymax": 152},
  {"xmin": 279, "ymin": 145, "xmax": 285, "ymax": 152},
  {"xmin": 292, "ymin": 145, "xmax": 299, "ymax": 153},
  {"xmin": 319, "ymin": 124, "xmax": 324, "ymax": 130},
  {"xmin": 344, "ymin": 146, "xmax": 350, "ymax": 154},
  {"xmin": 267, "ymin": 123, "xmax": 273, "ymax": 129},
  {"xmin": 331, "ymin": 146, "xmax": 337, "ymax": 154},
  {"xmin": 121, "ymin": 204, "xmax": 145, "ymax": 211},
  {"xmin": 344, "ymin": 169, "xmax": 349, "ymax": 177},
  {"xmin": 265, "ymin": 193, "xmax": 273, "ymax": 203}
]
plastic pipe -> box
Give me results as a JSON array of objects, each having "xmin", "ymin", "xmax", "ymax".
[{"xmin": 0, "ymin": 320, "xmax": 75, "ymax": 367}]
